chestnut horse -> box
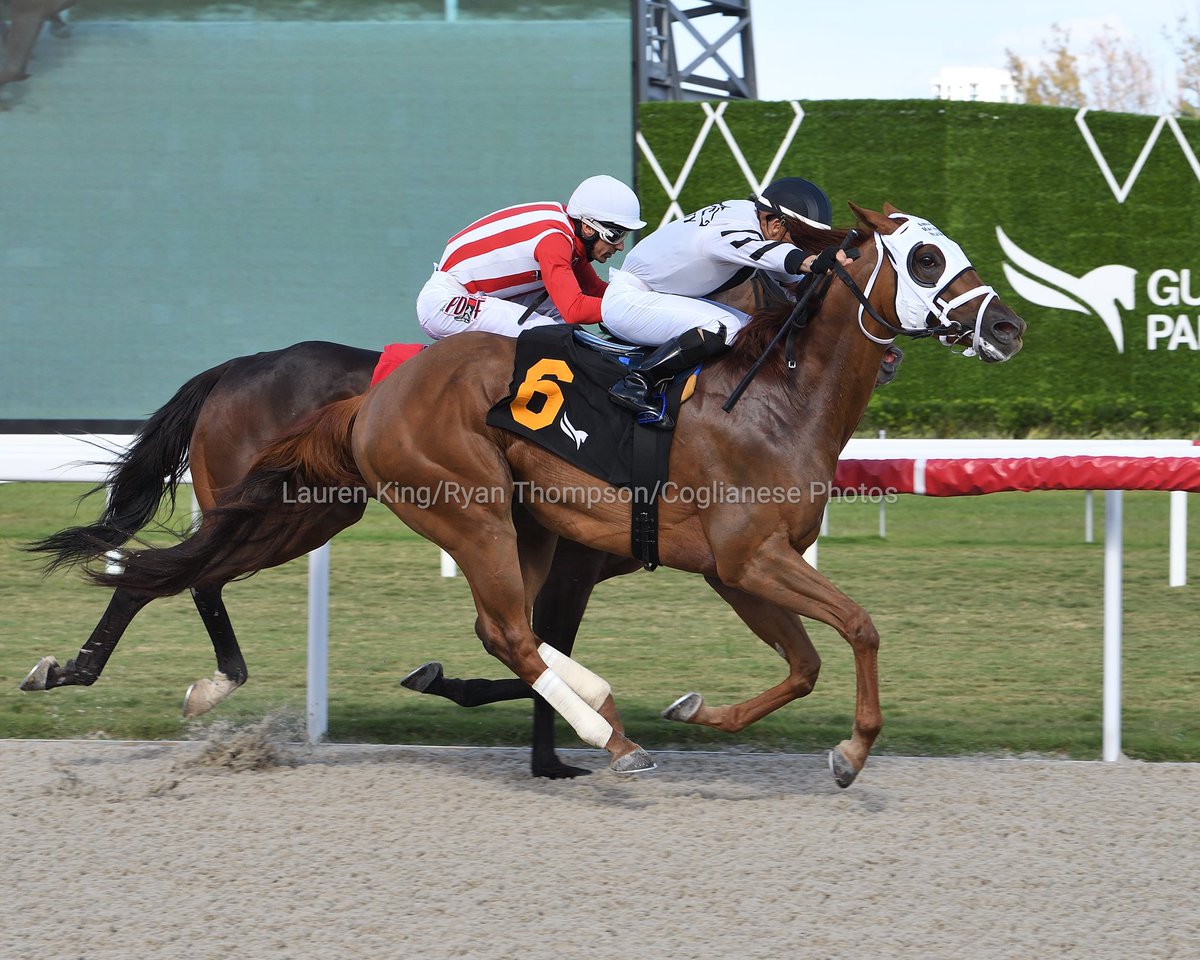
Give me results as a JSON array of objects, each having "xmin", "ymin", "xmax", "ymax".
[
  {"xmin": 25, "ymin": 279, "xmax": 823, "ymax": 779},
  {"xmin": 77, "ymin": 204, "xmax": 1024, "ymax": 785}
]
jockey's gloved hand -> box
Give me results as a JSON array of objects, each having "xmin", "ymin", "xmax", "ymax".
[{"xmin": 808, "ymin": 245, "xmax": 844, "ymax": 275}]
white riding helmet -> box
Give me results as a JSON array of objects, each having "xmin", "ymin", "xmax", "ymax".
[{"xmin": 567, "ymin": 175, "xmax": 646, "ymax": 243}]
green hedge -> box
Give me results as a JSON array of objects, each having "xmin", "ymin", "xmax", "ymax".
[{"xmin": 638, "ymin": 100, "xmax": 1200, "ymax": 437}]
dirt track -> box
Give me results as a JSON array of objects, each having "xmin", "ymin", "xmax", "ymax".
[{"xmin": 2, "ymin": 739, "xmax": 1196, "ymax": 960}]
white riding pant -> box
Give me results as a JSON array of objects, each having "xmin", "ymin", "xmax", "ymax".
[
  {"xmin": 417, "ymin": 270, "xmax": 561, "ymax": 340},
  {"xmin": 600, "ymin": 269, "xmax": 748, "ymax": 346}
]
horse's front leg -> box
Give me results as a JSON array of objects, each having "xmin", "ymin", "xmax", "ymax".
[
  {"xmin": 21, "ymin": 587, "xmax": 153, "ymax": 691},
  {"xmin": 181, "ymin": 581, "xmax": 248, "ymax": 717},
  {"xmin": 662, "ymin": 578, "xmax": 822, "ymax": 732},
  {"xmin": 712, "ymin": 531, "xmax": 882, "ymax": 789},
  {"xmin": 399, "ymin": 541, "xmax": 634, "ymax": 779},
  {"xmin": 384, "ymin": 497, "xmax": 652, "ymax": 774},
  {"xmin": 525, "ymin": 540, "xmax": 624, "ymax": 778}
]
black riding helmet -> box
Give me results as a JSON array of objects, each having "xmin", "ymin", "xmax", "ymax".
[{"xmin": 753, "ymin": 176, "xmax": 833, "ymax": 231}]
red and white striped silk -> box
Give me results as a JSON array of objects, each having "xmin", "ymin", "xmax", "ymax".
[{"xmin": 438, "ymin": 202, "xmax": 577, "ymax": 299}]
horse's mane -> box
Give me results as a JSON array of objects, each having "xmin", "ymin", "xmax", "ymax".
[{"xmin": 713, "ymin": 222, "xmax": 873, "ymax": 380}]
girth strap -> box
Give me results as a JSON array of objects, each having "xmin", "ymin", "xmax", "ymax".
[{"xmin": 630, "ymin": 418, "xmax": 663, "ymax": 571}]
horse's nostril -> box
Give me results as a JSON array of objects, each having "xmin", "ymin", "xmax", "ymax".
[{"xmin": 993, "ymin": 320, "xmax": 1022, "ymax": 341}]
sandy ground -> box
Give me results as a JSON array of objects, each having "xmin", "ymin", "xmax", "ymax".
[{"xmin": 1, "ymin": 738, "xmax": 1197, "ymax": 960}]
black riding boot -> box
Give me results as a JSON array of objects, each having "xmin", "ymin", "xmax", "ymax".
[{"xmin": 608, "ymin": 325, "xmax": 729, "ymax": 429}]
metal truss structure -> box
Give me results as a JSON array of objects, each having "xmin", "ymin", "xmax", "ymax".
[{"xmin": 635, "ymin": 0, "xmax": 757, "ymax": 102}]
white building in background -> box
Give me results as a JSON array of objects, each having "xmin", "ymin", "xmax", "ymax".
[{"xmin": 931, "ymin": 67, "xmax": 1017, "ymax": 103}]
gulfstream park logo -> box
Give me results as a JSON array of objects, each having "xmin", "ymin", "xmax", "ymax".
[
  {"xmin": 996, "ymin": 227, "xmax": 1200, "ymax": 353},
  {"xmin": 560, "ymin": 412, "xmax": 589, "ymax": 450}
]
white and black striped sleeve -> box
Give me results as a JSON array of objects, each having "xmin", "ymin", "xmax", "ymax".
[{"xmin": 707, "ymin": 228, "xmax": 806, "ymax": 277}]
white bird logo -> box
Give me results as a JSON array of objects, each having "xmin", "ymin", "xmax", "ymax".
[
  {"xmin": 560, "ymin": 412, "xmax": 589, "ymax": 450},
  {"xmin": 996, "ymin": 226, "xmax": 1136, "ymax": 353}
]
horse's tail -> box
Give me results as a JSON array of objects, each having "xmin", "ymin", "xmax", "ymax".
[
  {"xmin": 84, "ymin": 394, "xmax": 367, "ymax": 597},
  {"xmin": 27, "ymin": 359, "xmax": 237, "ymax": 574}
]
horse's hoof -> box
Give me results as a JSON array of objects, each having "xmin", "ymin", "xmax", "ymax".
[
  {"xmin": 20, "ymin": 656, "xmax": 58, "ymax": 691},
  {"xmin": 661, "ymin": 692, "xmax": 702, "ymax": 722},
  {"xmin": 399, "ymin": 661, "xmax": 443, "ymax": 693},
  {"xmin": 182, "ymin": 672, "xmax": 239, "ymax": 717},
  {"xmin": 827, "ymin": 747, "xmax": 860, "ymax": 789},
  {"xmin": 610, "ymin": 747, "xmax": 656, "ymax": 774},
  {"xmin": 532, "ymin": 759, "xmax": 593, "ymax": 780}
]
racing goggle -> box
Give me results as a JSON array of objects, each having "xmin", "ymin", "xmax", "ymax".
[{"xmin": 581, "ymin": 218, "xmax": 630, "ymax": 245}]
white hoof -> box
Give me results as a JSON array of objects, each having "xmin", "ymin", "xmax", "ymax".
[
  {"xmin": 20, "ymin": 656, "xmax": 59, "ymax": 691},
  {"xmin": 661, "ymin": 692, "xmax": 702, "ymax": 722},
  {"xmin": 182, "ymin": 672, "xmax": 240, "ymax": 717}
]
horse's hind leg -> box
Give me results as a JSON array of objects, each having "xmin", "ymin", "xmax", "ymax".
[
  {"xmin": 662, "ymin": 579, "xmax": 822, "ymax": 732},
  {"xmin": 21, "ymin": 587, "xmax": 153, "ymax": 691},
  {"xmin": 181, "ymin": 582, "xmax": 247, "ymax": 717},
  {"xmin": 400, "ymin": 664, "xmax": 532, "ymax": 707}
]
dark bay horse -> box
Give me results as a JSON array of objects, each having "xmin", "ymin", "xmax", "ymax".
[
  {"xmin": 79, "ymin": 204, "xmax": 1025, "ymax": 784},
  {"xmin": 23, "ymin": 342, "xmax": 606, "ymax": 777},
  {"xmin": 25, "ymin": 278, "xmax": 831, "ymax": 779}
]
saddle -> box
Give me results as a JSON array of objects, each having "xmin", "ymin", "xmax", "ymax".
[{"xmin": 486, "ymin": 325, "xmax": 698, "ymax": 569}]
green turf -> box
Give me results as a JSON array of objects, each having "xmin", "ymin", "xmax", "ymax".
[{"xmin": 1, "ymin": 481, "xmax": 1196, "ymax": 761}]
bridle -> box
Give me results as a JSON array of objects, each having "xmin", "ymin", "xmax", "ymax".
[
  {"xmin": 722, "ymin": 213, "xmax": 1002, "ymax": 412},
  {"xmin": 837, "ymin": 214, "xmax": 999, "ymax": 358}
]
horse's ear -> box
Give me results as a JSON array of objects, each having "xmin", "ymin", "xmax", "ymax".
[
  {"xmin": 883, "ymin": 201, "xmax": 901, "ymax": 216},
  {"xmin": 847, "ymin": 201, "xmax": 897, "ymax": 234}
]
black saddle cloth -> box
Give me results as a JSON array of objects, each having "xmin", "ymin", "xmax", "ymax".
[{"xmin": 486, "ymin": 325, "xmax": 689, "ymax": 488}]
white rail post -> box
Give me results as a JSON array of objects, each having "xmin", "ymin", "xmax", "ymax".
[
  {"xmin": 1169, "ymin": 490, "xmax": 1187, "ymax": 587},
  {"xmin": 306, "ymin": 542, "xmax": 330, "ymax": 743},
  {"xmin": 1083, "ymin": 490, "xmax": 1094, "ymax": 543},
  {"xmin": 1102, "ymin": 490, "xmax": 1123, "ymax": 762},
  {"xmin": 440, "ymin": 549, "xmax": 458, "ymax": 577}
]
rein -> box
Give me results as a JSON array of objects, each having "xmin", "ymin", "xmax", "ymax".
[
  {"xmin": 830, "ymin": 257, "xmax": 963, "ymax": 344},
  {"xmin": 721, "ymin": 268, "xmax": 833, "ymax": 412},
  {"xmin": 723, "ymin": 224, "xmax": 997, "ymax": 411},
  {"xmin": 722, "ymin": 229, "xmax": 859, "ymax": 412},
  {"xmin": 835, "ymin": 234, "xmax": 984, "ymax": 350}
]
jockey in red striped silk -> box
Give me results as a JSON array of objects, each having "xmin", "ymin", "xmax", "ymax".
[{"xmin": 416, "ymin": 175, "xmax": 645, "ymax": 341}]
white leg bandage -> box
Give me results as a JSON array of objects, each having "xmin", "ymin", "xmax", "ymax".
[
  {"xmin": 532, "ymin": 669, "xmax": 613, "ymax": 749},
  {"xmin": 537, "ymin": 643, "xmax": 611, "ymax": 709}
]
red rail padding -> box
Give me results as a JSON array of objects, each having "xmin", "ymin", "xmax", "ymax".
[
  {"xmin": 833, "ymin": 459, "xmax": 915, "ymax": 493},
  {"xmin": 924, "ymin": 456, "xmax": 1200, "ymax": 495},
  {"xmin": 834, "ymin": 456, "xmax": 1200, "ymax": 496}
]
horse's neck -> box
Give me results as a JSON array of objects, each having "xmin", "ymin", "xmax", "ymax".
[{"xmin": 789, "ymin": 266, "xmax": 890, "ymax": 453}]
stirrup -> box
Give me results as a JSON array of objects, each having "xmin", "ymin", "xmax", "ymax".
[{"xmin": 635, "ymin": 394, "xmax": 673, "ymax": 430}]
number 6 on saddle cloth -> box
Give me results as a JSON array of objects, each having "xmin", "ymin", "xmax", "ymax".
[{"xmin": 486, "ymin": 325, "xmax": 699, "ymax": 569}]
